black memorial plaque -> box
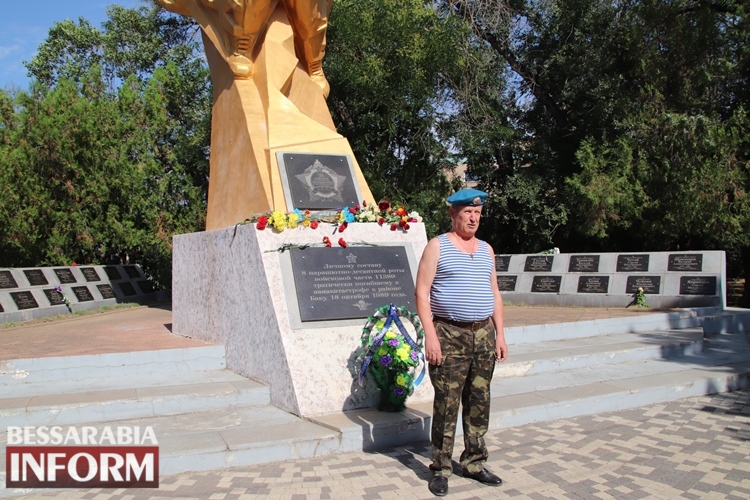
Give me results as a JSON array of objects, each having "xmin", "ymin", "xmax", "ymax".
[
  {"xmin": 43, "ymin": 288, "xmax": 66, "ymax": 306},
  {"xmin": 668, "ymin": 254, "xmax": 703, "ymax": 272},
  {"xmin": 569, "ymin": 255, "xmax": 600, "ymax": 273},
  {"xmin": 679, "ymin": 276, "xmax": 717, "ymax": 296},
  {"xmin": 124, "ymin": 265, "xmax": 141, "ymax": 279},
  {"xmin": 577, "ymin": 276, "xmax": 609, "ymax": 294},
  {"xmin": 0, "ymin": 270, "xmax": 18, "ymax": 289},
  {"xmin": 616, "ymin": 254, "xmax": 649, "ymax": 272},
  {"xmin": 72, "ymin": 286, "xmax": 94, "ymax": 302},
  {"xmin": 81, "ymin": 267, "xmax": 101, "ymax": 282},
  {"xmin": 10, "ymin": 291, "xmax": 39, "ymax": 310},
  {"xmin": 279, "ymin": 153, "xmax": 361, "ymax": 210},
  {"xmin": 530, "ymin": 276, "xmax": 562, "ymax": 293},
  {"xmin": 137, "ymin": 280, "xmax": 154, "ymax": 294},
  {"xmin": 118, "ymin": 282, "xmax": 137, "ymax": 296},
  {"xmin": 524, "ymin": 256, "xmax": 554, "ymax": 272},
  {"xmin": 54, "ymin": 268, "xmax": 77, "ymax": 284},
  {"xmin": 290, "ymin": 246, "xmax": 415, "ymax": 322},
  {"xmin": 495, "ymin": 255, "xmax": 511, "ymax": 272},
  {"xmin": 626, "ymin": 276, "xmax": 661, "ymax": 295},
  {"xmin": 97, "ymin": 284, "xmax": 117, "ymax": 299},
  {"xmin": 24, "ymin": 269, "xmax": 49, "ymax": 286},
  {"xmin": 103, "ymin": 266, "xmax": 123, "ymax": 281},
  {"xmin": 496, "ymin": 275, "xmax": 518, "ymax": 292}
]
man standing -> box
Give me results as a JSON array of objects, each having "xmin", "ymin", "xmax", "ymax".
[{"xmin": 415, "ymin": 188, "xmax": 508, "ymax": 496}]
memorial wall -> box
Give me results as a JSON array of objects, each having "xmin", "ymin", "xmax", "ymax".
[
  {"xmin": 0, "ymin": 265, "xmax": 161, "ymax": 324},
  {"xmin": 495, "ymin": 250, "xmax": 725, "ymax": 309}
]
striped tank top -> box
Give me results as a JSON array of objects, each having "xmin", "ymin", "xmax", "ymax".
[{"xmin": 430, "ymin": 233, "xmax": 495, "ymax": 322}]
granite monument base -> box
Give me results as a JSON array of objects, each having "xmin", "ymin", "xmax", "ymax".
[{"xmin": 172, "ymin": 223, "xmax": 431, "ymax": 417}]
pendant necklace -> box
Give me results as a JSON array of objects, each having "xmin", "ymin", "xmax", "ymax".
[{"xmin": 454, "ymin": 235, "xmax": 476, "ymax": 259}]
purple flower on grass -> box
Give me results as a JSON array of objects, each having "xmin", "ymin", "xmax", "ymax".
[
  {"xmin": 394, "ymin": 387, "xmax": 405, "ymax": 396},
  {"xmin": 379, "ymin": 354, "xmax": 392, "ymax": 367},
  {"xmin": 388, "ymin": 339, "xmax": 399, "ymax": 347}
]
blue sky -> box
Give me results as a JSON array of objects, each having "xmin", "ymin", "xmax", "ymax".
[{"xmin": 0, "ymin": 0, "xmax": 146, "ymax": 90}]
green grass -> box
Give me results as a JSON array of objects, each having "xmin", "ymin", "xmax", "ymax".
[{"xmin": 1, "ymin": 303, "xmax": 141, "ymax": 329}]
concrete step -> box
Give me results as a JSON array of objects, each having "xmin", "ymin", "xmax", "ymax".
[
  {"xmin": 312, "ymin": 329, "xmax": 750, "ymax": 453},
  {"xmin": 0, "ymin": 406, "xmax": 342, "ymax": 481},
  {"xmin": 0, "ymin": 369, "xmax": 270, "ymax": 427},
  {"xmin": 495, "ymin": 328, "xmax": 705, "ymax": 379},
  {"xmin": 0, "ymin": 346, "xmax": 226, "ymax": 387}
]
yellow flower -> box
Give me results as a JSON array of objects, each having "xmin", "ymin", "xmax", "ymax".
[
  {"xmin": 270, "ymin": 211, "xmax": 287, "ymax": 231},
  {"xmin": 302, "ymin": 219, "xmax": 310, "ymax": 227},
  {"xmin": 385, "ymin": 331, "xmax": 397, "ymax": 339},
  {"xmin": 338, "ymin": 210, "xmax": 347, "ymax": 222},
  {"xmin": 287, "ymin": 213, "xmax": 299, "ymax": 228},
  {"xmin": 396, "ymin": 346, "xmax": 410, "ymax": 361},
  {"xmin": 396, "ymin": 374, "xmax": 407, "ymax": 386},
  {"xmin": 377, "ymin": 347, "xmax": 387, "ymax": 357}
]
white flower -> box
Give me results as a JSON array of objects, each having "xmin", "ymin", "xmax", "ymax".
[{"xmin": 408, "ymin": 211, "xmax": 422, "ymax": 222}]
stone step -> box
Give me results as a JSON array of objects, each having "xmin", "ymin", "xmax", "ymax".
[
  {"xmin": 0, "ymin": 346, "xmax": 226, "ymax": 387},
  {"xmin": 312, "ymin": 330, "xmax": 750, "ymax": 453},
  {"xmin": 0, "ymin": 370, "xmax": 270, "ymax": 428},
  {"xmin": 0, "ymin": 406, "xmax": 342, "ymax": 479},
  {"xmin": 495, "ymin": 328, "xmax": 705, "ymax": 379}
]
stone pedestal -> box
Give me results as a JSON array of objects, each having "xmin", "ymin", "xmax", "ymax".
[{"xmin": 172, "ymin": 223, "xmax": 432, "ymax": 417}]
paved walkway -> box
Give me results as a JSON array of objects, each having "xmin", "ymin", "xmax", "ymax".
[{"xmin": 11, "ymin": 389, "xmax": 750, "ymax": 499}]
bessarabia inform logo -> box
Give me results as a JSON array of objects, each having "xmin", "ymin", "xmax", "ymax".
[{"xmin": 5, "ymin": 426, "xmax": 159, "ymax": 488}]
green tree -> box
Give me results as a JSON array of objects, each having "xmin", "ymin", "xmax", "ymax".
[{"xmin": 0, "ymin": 4, "xmax": 210, "ymax": 288}]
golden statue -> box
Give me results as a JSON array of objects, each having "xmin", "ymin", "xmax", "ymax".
[{"xmin": 157, "ymin": 0, "xmax": 374, "ymax": 230}]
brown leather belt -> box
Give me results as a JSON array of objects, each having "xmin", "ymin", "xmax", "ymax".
[{"xmin": 433, "ymin": 316, "xmax": 492, "ymax": 331}]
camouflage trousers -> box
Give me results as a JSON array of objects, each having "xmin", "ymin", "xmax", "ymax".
[{"xmin": 429, "ymin": 318, "xmax": 496, "ymax": 477}]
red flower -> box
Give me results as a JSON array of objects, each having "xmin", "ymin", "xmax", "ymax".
[
  {"xmin": 390, "ymin": 223, "xmax": 398, "ymax": 231},
  {"xmin": 338, "ymin": 222, "xmax": 348, "ymax": 232},
  {"xmin": 403, "ymin": 223, "xmax": 410, "ymax": 230},
  {"xmin": 348, "ymin": 206, "xmax": 357, "ymax": 214},
  {"xmin": 378, "ymin": 199, "xmax": 391, "ymax": 211},
  {"xmin": 71, "ymin": 262, "xmax": 77, "ymax": 266},
  {"xmin": 310, "ymin": 221, "xmax": 319, "ymax": 229},
  {"xmin": 396, "ymin": 206, "xmax": 407, "ymax": 217},
  {"xmin": 323, "ymin": 236, "xmax": 332, "ymax": 247},
  {"xmin": 378, "ymin": 217, "xmax": 385, "ymax": 225},
  {"xmin": 362, "ymin": 200, "xmax": 367, "ymax": 207},
  {"xmin": 338, "ymin": 238, "xmax": 347, "ymax": 248},
  {"xmin": 256, "ymin": 215, "xmax": 268, "ymax": 230}
]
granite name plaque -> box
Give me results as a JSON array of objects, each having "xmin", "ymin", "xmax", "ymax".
[
  {"xmin": 495, "ymin": 256, "xmax": 511, "ymax": 272},
  {"xmin": 54, "ymin": 268, "xmax": 77, "ymax": 284},
  {"xmin": 569, "ymin": 255, "xmax": 600, "ymax": 273},
  {"xmin": 72, "ymin": 286, "xmax": 94, "ymax": 302},
  {"xmin": 81, "ymin": 267, "xmax": 101, "ymax": 282},
  {"xmin": 290, "ymin": 246, "xmax": 415, "ymax": 322},
  {"xmin": 524, "ymin": 256, "xmax": 554, "ymax": 272},
  {"xmin": 679, "ymin": 276, "xmax": 717, "ymax": 296},
  {"xmin": 43, "ymin": 288, "xmax": 66, "ymax": 306},
  {"xmin": 577, "ymin": 276, "xmax": 609, "ymax": 293},
  {"xmin": 24, "ymin": 269, "xmax": 49, "ymax": 286},
  {"xmin": 496, "ymin": 275, "xmax": 518, "ymax": 292},
  {"xmin": 137, "ymin": 280, "xmax": 154, "ymax": 293},
  {"xmin": 97, "ymin": 284, "xmax": 116, "ymax": 299},
  {"xmin": 278, "ymin": 152, "xmax": 362, "ymax": 210},
  {"xmin": 104, "ymin": 266, "xmax": 123, "ymax": 280},
  {"xmin": 11, "ymin": 291, "xmax": 39, "ymax": 310},
  {"xmin": 0, "ymin": 270, "xmax": 18, "ymax": 289},
  {"xmin": 668, "ymin": 254, "xmax": 703, "ymax": 272},
  {"xmin": 530, "ymin": 276, "xmax": 562, "ymax": 293},
  {"xmin": 118, "ymin": 282, "xmax": 137, "ymax": 296},
  {"xmin": 616, "ymin": 254, "xmax": 649, "ymax": 272},
  {"xmin": 124, "ymin": 265, "xmax": 141, "ymax": 279},
  {"xmin": 626, "ymin": 276, "xmax": 661, "ymax": 295}
]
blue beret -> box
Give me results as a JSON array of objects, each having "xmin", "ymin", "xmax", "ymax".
[{"xmin": 446, "ymin": 188, "xmax": 487, "ymax": 206}]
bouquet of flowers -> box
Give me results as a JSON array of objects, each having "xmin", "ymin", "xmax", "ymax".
[{"xmin": 359, "ymin": 304, "xmax": 425, "ymax": 412}]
